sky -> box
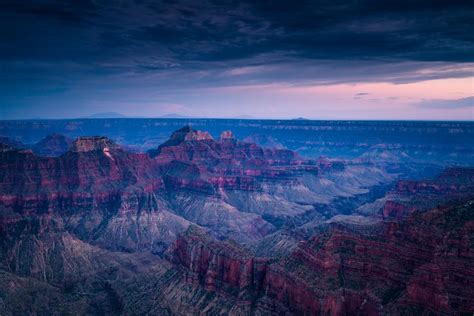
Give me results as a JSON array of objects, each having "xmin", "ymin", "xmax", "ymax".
[{"xmin": 1, "ymin": 0, "xmax": 473, "ymax": 120}]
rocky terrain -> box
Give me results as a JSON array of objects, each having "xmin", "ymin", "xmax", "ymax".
[
  {"xmin": 1, "ymin": 119, "xmax": 473, "ymax": 165},
  {"xmin": 0, "ymin": 124, "xmax": 473, "ymax": 315},
  {"xmin": 159, "ymin": 198, "xmax": 473, "ymax": 315}
]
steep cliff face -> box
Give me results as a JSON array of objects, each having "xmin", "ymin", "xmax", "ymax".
[
  {"xmin": 149, "ymin": 126, "xmax": 306, "ymax": 168},
  {"xmin": 0, "ymin": 136, "xmax": 162, "ymax": 196},
  {"xmin": 0, "ymin": 137, "xmax": 180, "ymax": 258},
  {"xmin": 168, "ymin": 226, "xmax": 267, "ymax": 297},
  {"xmin": 167, "ymin": 226, "xmax": 380, "ymax": 315},
  {"xmin": 282, "ymin": 199, "xmax": 473, "ymax": 314},
  {"xmin": 148, "ymin": 126, "xmax": 213, "ymax": 158},
  {"xmin": 382, "ymin": 167, "xmax": 474, "ymax": 219},
  {"xmin": 168, "ymin": 198, "xmax": 474, "ymax": 315}
]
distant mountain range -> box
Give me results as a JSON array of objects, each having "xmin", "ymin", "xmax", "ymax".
[
  {"xmin": 159, "ymin": 113, "xmax": 190, "ymax": 119},
  {"xmin": 85, "ymin": 112, "xmax": 190, "ymax": 119},
  {"xmin": 84, "ymin": 112, "xmax": 260, "ymax": 119},
  {"xmin": 86, "ymin": 112, "xmax": 128, "ymax": 119}
]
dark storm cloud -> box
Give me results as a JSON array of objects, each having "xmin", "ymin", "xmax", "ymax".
[
  {"xmin": 1, "ymin": 0, "xmax": 473, "ymax": 119},
  {"xmin": 248, "ymin": 0, "xmax": 474, "ymax": 60},
  {"xmin": 2, "ymin": 0, "xmax": 473, "ymax": 65}
]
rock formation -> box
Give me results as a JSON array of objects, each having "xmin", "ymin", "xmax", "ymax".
[
  {"xmin": 31, "ymin": 134, "xmax": 73, "ymax": 156},
  {"xmin": 0, "ymin": 126, "xmax": 472, "ymax": 315}
]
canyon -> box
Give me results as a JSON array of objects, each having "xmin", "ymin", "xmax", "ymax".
[{"xmin": 0, "ymin": 121, "xmax": 473, "ymax": 315}]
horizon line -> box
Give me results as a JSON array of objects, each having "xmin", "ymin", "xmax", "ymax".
[{"xmin": 1, "ymin": 117, "xmax": 473, "ymax": 123}]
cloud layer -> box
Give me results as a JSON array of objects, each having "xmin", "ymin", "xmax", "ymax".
[{"xmin": 1, "ymin": 0, "xmax": 473, "ymax": 119}]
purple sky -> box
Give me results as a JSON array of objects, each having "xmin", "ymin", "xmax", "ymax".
[{"xmin": 1, "ymin": 1, "xmax": 473, "ymax": 120}]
